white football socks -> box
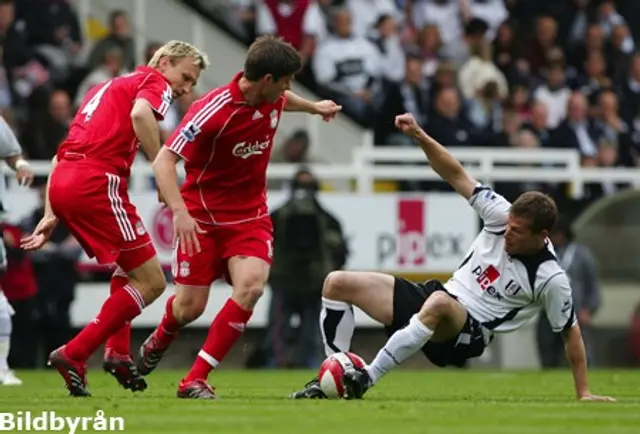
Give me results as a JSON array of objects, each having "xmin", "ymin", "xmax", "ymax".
[
  {"xmin": 366, "ymin": 314, "xmax": 434, "ymax": 384},
  {"xmin": 320, "ymin": 298, "xmax": 355, "ymax": 356}
]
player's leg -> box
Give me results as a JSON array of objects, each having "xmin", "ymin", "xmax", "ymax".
[
  {"xmin": 0, "ymin": 292, "xmax": 20, "ymax": 386},
  {"xmin": 290, "ymin": 270, "xmax": 395, "ymax": 399},
  {"xmin": 344, "ymin": 287, "xmax": 468, "ymax": 399},
  {"xmin": 104, "ymin": 268, "xmax": 132, "ymax": 356},
  {"xmin": 50, "ymin": 250, "xmax": 166, "ymax": 395},
  {"xmin": 178, "ymin": 255, "xmax": 268, "ymax": 399},
  {"xmin": 137, "ymin": 283, "xmax": 211, "ymax": 375},
  {"xmin": 137, "ymin": 231, "xmax": 217, "ymax": 376}
]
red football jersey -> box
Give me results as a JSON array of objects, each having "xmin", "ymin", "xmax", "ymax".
[
  {"xmin": 165, "ymin": 72, "xmax": 287, "ymax": 225},
  {"xmin": 58, "ymin": 66, "xmax": 173, "ymax": 177}
]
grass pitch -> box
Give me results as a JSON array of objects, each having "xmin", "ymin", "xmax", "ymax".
[{"xmin": 1, "ymin": 369, "xmax": 638, "ymax": 433}]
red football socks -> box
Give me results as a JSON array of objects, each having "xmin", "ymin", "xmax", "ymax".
[
  {"xmin": 105, "ymin": 274, "xmax": 132, "ymax": 355},
  {"xmin": 155, "ymin": 294, "xmax": 182, "ymax": 345},
  {"xmin": 184, "ymin": 298, "xmax": 252, "ymax": 382},
  {"xmin": 65, "ymin": 284, "xmax": 146, "ymax": 362}
]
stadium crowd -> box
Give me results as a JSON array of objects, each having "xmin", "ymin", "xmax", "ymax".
[{"xmin": 186, "ymin": 0, "xmax": 640, "ymax": 201}]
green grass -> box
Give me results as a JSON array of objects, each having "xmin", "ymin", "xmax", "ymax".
[{"xmin": 1, "ymin": 369, "xmax": 639, "ymax": 433}]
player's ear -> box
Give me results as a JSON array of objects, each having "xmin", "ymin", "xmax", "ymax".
[{"xmin": 263, "ymin": 74, "xmax": 274, "ymax": 85}]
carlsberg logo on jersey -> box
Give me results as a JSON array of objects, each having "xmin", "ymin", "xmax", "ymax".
[
  {"xmin": 0, "ymin": 410, "xmax": 124, "ymax": 433},
  {"xmin": 232, "ymin": 139, "xmax": 270, "ymax": 159}
]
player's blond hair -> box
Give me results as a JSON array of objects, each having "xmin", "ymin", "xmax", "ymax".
[{"xmin": 147, "ymin": 40, "xmax": 209, "ymax": 70}]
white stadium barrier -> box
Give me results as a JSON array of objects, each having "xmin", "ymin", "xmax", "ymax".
[{"xmin": 12, "ymin": 147, "xmax": 640, "ymax": 198}]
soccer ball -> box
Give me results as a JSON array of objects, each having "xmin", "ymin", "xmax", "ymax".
[{"xmin": 318, "ymin": 352, "xmax": 365, "ymax": 399}]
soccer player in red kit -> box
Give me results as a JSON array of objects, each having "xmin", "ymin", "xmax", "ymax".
[
  {"xmin": 138, "ymin": 36, "xmax": 341, "ymax": 399},
  {"xmin": 20, "ymin": 41, "xmax": 209, "ymax": 397}
]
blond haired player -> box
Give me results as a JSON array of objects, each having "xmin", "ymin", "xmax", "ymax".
[{"xmin": 22, "ymin": 40, "xmax": 208, "ymax": 397}]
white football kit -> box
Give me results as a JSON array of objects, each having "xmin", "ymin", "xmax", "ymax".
[{"xmin": 444, "ymin": 185, "xmax": 578, "ymax": 336}]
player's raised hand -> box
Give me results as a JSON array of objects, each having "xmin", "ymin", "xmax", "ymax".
[
  {"xmin": 580, "ymin": 394, "xmax": 616, "ymax": 403},
  {"xmin": 314, "ymin": 100, "xmax": 342, "ymax": 122},
  {"xmin": 173, "ymin": 209, "xmax": 205, "ymax": 256},
  {"xmin": 20, "ymin": 214, "xmax": 58, "ymax": 251},
  {"xmin": 395, "ymin": 113, "xmax": 421, "ymax": 136}
]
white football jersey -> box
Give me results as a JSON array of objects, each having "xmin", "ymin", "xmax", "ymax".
[{"xmin": 444, "ymin": 185, "xmax": 578, "ymax": 334}]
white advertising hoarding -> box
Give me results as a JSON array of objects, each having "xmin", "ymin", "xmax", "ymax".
[{"xmin": 5, "ymin": 189, "xmax": 479, "ymax": 327}]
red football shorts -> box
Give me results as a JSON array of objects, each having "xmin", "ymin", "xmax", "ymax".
[
  {"xmin": 49, "ymin": 160, "xmax": 156, "ymax": 272},
  {"xmin": 172, "ymin": 216, "xmax": 274, "ymax": 287}
]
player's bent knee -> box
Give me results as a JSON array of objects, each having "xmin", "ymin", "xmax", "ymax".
[
  {"xmin": 173, "ymin": 288, "xmax": 208, "ymax": 324},
  {"xmin": 417, "ymin": 291, "xmax": 452, "ymax": 324},
  {"xmin": 128, "ymin": 261, "xmax": 167, "ymax": 303},
  {"xmin": 322, "ymin": 271, "xmax": 350, "ymax": 301}
]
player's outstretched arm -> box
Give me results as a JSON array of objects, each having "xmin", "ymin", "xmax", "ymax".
[
  {"xmin": 561, "ymin": 325, "xmax": 614, "ymax": 402},
  {"xmin": 131, "ymin": 99, "xmax": 162, "ymax": 162},
  {"xmin": 395, "ymin": 113, "xmax": 476, "ymax": 199},
  {"xmin": 283, "ymin": 90, "xmax": 341, "ymax": 121}
]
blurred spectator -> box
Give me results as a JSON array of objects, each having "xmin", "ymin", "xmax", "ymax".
[
  {"xmin": 24, "ymin": 89, "xmax": 71, "ymax": 159},
  {"xmin": 607, "ymin": 24, "xmax": 634, "ymax": 82},
  {"xmin": 594, "ymin": 90, "xmax": 634, "ymax": 165},
  {"xmin": 568, "ymin": 23, "xmax": 604, "ymax": 75},
  {"xmin": 15, "ymin": 0, "xmax": 82, "ymax": 85},
  {"xmin": 537, "ymin": 216, "xmax": 601, "ymax": 368},
  {"xmin": 466, "ymin": 81, "xmax": 503, "ymax": 138},
  {"xmin": 526, "ymin": 15, "xmax": 558, "ymax": 76},
  {"xmin": 522, "ymin": 101, "xmax": 552, "ymax": 148},
  {"xmin": 458, "ymin": 39, "xmax": 508, "ymax": 101},
  {"xmin": 88, "ymin": 10, "xmax": 135, "ymax": 71},
  {"xmin": 508, "ymin": 81, "xmax": 532, "ymax": 123},
  {"xmin": 573, "ymin": 49, "xmax": 611, "ymax": 107},
  {"xmin": 618, "ymin": 53, "xmax": 640, "ymax": 120},
  {"xmin": 412, "ymin": 0, "xmax": 463, "ymax": 60},
  {"xmin": 259, "ymin": 169, "xmax": 348, "ymax": 369},
  {"xmin": 550, "ymin": 92, "xmax": 602, "ymax": 161},
  {"xmin": 492, "ymin": 20, "xmax": 524, "ymax": 83},
  {"xmin": 269, "ymin": 130, "xmax": 327, "ymax": 189},
  {"xmin": 460, "ymin": 0, "xmax": 508, "ymax": 42},
  {"xmin": 255, "ymin": 0, "xmax": 326, "ymax": 65},
  {"xmin": 1, "ymin": 221, "xmax": 38, "ymax": 369},
  {"xmin": 313, "ymin": 7, "xmax": 382, "ymax": 125},
  {"xmin": 597, "ymin": 0, "xmax": 629, "ymax": 40},
  {"xmin": 533, "ymin": 62, "xmax": 571, "ymax": 128},
  {"xmin": 415, "ymin": 24, "xmax": 442, "ymax": 79},
  {"xmin": 427, "ymin": 87, "xmax": 476, "ymax": 146},
  {"xmin": 347, "ymin": 0, "xmax": 397, "ymax": 39},
  {"xmin": 75, "ymin": 46, "xmax": 126, "ymax": 108},
  {"xmin": 22, "ymin": 182, "xmax": 82, "ymax": 367},
  {"xmin": 556, "ymin": 0, "xmax": 596, "ymax": 53},
  {"xmin": 375, "ymin": 52, "xmax": 429, "ymax": 145},
  {"xmin": 369, "ymin": 14, "xmax": 405, "ymax": 83}
]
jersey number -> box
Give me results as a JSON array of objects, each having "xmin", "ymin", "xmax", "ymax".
[{"xmin": 81, "ymin": 80, "xmax": 113, "ymax": 122}]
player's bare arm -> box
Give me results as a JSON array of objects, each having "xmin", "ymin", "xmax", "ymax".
[
  {"xmin": 562, "ymin": 324, "xmax": 615, "ymax": 402},
  {"xmin": 152, "ymin": 147, "xmax": 204, "ymax": 256},
  {"xmin": 20, "ymin": 156, "xmax": 58, "ymax": 251},
  {"xmin": 131, "ymin": 99, "xmax": 163, "ymax": 162},
  {"xmin": 283, "ymin": 90, "xmax": 342, "ymax": 121},
  {"xmin": 395, "ymin": 113, "xmax": 477, "ymax": 199}
]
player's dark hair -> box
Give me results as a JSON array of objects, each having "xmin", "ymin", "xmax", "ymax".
[
  {"xmin": 510, "ymin": 191, "xmax": 558, "ymax": 233},
  {"xmin": 244, "ymin": 35, "xmax": 302, "ymax": 82}
]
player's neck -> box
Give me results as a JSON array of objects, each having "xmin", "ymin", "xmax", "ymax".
[{"xmin": 238, "ymin": 76, "xmax": 264, "ymax": 106}]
